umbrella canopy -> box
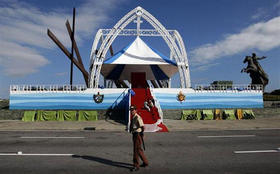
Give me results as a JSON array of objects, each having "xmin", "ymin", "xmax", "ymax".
[{"xmin": 101, "ymin": 37, "xmax": 178, "ymax": 80}]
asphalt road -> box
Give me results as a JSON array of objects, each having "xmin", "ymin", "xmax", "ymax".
[{"xmin": 0, "ymin": 130, "xmax": 279, "ymax": 174}]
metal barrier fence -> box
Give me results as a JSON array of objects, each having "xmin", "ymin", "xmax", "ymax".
[
  {"xmin": 10, "ymin": 85, "xmax": 87, "ymax": 92},
  {"xmin": 10, "ymin": 84, "xmax": 263, "ymax": 93},
  {"xmin": 194, "ymin": 84, "xmax": 263, "ymax": 92}
]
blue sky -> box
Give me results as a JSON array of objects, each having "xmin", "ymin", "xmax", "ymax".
[{"xmin": 0, "ymin": 0, "xmax": 279, "ymax": 98}]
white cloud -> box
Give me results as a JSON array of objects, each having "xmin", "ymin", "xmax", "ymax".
[
  {"xmin": 0, "ymin": 0, "xmax": 125, "ymax": 77},
  {"xmin": 251, "ymin": 7, "xmax": 267, "ymax": 20},
  {"xmin": 0, "ymin": 41, "xmax": 49, "ymax": 76},
  {"xmin": 55, "ymin": 72, "xmax": 68, "ymax": 76},
  {"xmin": 190, "ymin": 16, "xmax": 280, "ymax": 66},
  {"xmin": 275, "ymin": 0, "xmax": 280, "ymax": 9},
  {"xmin": 192, "ymin": 63, "xmax": 219, "ymax": 72}
]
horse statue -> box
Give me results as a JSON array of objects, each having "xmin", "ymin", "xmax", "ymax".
[{"xmin": 241, "ymin": 53, "xmax": 269, "ymax": 91}]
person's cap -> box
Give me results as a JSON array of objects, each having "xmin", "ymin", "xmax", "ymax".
[{"xmin": 130, "ymin": 105, "xmax": 137, "ymax": 110}]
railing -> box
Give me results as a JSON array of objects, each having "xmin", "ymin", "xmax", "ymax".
[
  {"xmin": 10, "ymin": 84, "xmax": 263, "ymax": 93},
  {"xmin": 110, "ymin": 88, "xmax": 129, "ymax": 109},
  {"xmin": 10, "ymin": 85, "xmax": 87, "ymax": 92},
  {"xmin": 194, "ymin": 84, "xmax": 263, "ymax": 92},
  {"xmin": 101, "ymin": 29, "xmax": 175, "ymax": 37}
]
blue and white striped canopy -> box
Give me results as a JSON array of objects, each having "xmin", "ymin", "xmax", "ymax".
[{"xmin": 101, "ymin": 37, "xmax": 178, "ymax": 80}]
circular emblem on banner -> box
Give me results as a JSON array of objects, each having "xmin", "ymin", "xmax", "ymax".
[
  {"xmin": 93, "ymin": 92, "xmax": 104, "ymax": 103},
  {"xmin": 177, "ymin": 91, "xmax": 185, "ymax": 102}
]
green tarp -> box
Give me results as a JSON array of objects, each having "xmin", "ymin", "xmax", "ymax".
[
  {"xmin": 78, "ymin": 111, "xmax": 98, "ymax": 121},
  {"xmin": 37, "ymin": 110, "xmax": 57, "ymax": 121},
  {"xmin": 242, "ymin": 109, "xmax": 255, "ymax": 119},
  {"xmin": 181, "ymin": 110, "xmax": 199, "ymax": 120},
  {"xmin": 22, "ymin": 111, "xmax": 36, "ymax": 121},
  {"xmin": 202, "ymin": 110, "xmax": 214, "ymax": 120},
  {"xmin": 223, "ymin": 110, "xmax": 236, "ymax": 120},
  {"xmin": 196, "ymin": 110, "xmax": 202, "ymax": 120},
  {"xmin": 57, "ymin": 110, "xmax": 77, "ymax": 121}
]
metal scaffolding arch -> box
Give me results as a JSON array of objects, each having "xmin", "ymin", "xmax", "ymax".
[{"xmin": 89, "ymin": 6, "xmax": 191, "ymax": 88}]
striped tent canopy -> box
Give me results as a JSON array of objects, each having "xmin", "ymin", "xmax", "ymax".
[{"xmin": 101, "ymin": 36, "xmax": 178, "ymax": 80}]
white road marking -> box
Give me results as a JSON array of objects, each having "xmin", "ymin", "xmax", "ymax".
[
  {"xmin": 0, "ymin": 153, "xmax": 74, "ymax": 156},
  {"xmin": 198, "ymin": 135, "xmax": 256, "ymax": 138},
  {"xmin": 20, "ymin": 137, "xmax": 85, "ymax": 139},
  {"xmin": 234, "ymin": 149, "xmax": 280, "ymax": 154}
]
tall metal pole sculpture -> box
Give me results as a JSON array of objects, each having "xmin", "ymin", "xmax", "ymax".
[{"xmin": 70, "ymin": 8, "xmax": 76, "ymax": 87}]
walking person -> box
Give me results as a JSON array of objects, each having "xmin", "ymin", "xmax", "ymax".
[{"xmin": 129, "ymin": 105, "xmax": 149, "ymax": 171}]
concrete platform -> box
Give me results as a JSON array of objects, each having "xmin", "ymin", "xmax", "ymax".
[{"xmin": 0, "ymin": 116, "xmax": 279, "ymax": 132}]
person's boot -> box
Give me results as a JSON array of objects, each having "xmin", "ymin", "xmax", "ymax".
[
  {"xmin": 130, "ymin": 167, "xmax": 139, "ymax": 172},
  {"xmin": 140, "ymin": 163, "xmax": 148, "ymax": 168}
]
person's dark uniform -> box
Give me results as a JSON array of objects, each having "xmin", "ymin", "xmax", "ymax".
[{"xmin": 129, "ymin": 105, "xmax": 149, "ymax": 171}]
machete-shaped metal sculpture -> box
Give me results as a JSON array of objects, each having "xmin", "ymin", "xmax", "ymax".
[{"xmin": 47, "ymin": 8, "xmax": 89, "ymax": 87}]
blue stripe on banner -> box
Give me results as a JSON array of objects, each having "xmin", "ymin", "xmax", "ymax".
[
  {"xmin": 153, "ymin": 95, "xmax": 262, "ymax": 100},
  {"xmin": 10, "ymin": 93, "xmax": 125, "ymax": 98},
  {"xmin": 10, "ymin": 103, "xmax": 92, "ymax": 107},
  {"xmin": 10, "ymin": 101, "xmax": 110, "ymax": 106},
  {"xmin": 10, "ymin": 97, "xmax": 91, "ymax": 100},
  {"xmin": 9, "ymin": 92, "xmax": 129, "ymax": 110},
  {"xmin": 159, "ymin": 100, "xmax": 262, "ymax": 105},
  {"xmin": 159, "ymin": 101, "xmax": 263, "ymax": 109},
  {"xmin": 10, "ymin": 100, "xmax": 127, "ymax": 110},
  {"xmin": 150, "ymin": 65, "xmax": 169, "ymax": 80},
  {"xmin": 10, "ymin": 99, "xmax": 121, "ymax": 104},
  {"xmin": 10, "ymin": 105, "xmax": 110, "ymax": 110},
  {"xmin": 106, "ymin": 64, "xmax": 125, "ymax": 79},
  {"xmin": 9, "ymin": 104, "xmax": 262, "ymax": 110},
  {"xmin": 160, "ymin": 104, "xmax": 263, "ymax": 109},
  {"xmin": 154, "ymin": 92, "xmax": 262, "ymax": 97},
  {"xmin": 153, "ymin": 91, "xmax": 263, "ymax": 109},
  {"xmin": 10, "ymin": 93, "xmax": 127, "ymax": 100},
  {"xmin": 158, "ymin": 99, "xmax": 262, "ymax": 103},
  {"xmin": 10, "ymin": 96, "xmax": 118, "ymax": 101},
  {"xmin": 10, "ymin": 90, "xmax": 263, "ymax": 110},
  {"xmin": 12, "ymin": 93, "xmax": 261, "ymax": 101}
]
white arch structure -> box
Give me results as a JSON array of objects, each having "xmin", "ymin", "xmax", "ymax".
[{"xmin": 89, "ymin": 6, "xmax": 191, "ymax": 88}]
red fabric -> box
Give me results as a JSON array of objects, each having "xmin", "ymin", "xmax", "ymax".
[
  {"xmin": 157, "ymin": 123, "xmax": 169, "ymax": 132},
  {"xmin": 131, "ymin": 88, "xmax": 168, "ymax": 132},
  {"xmin": 131, "ymin": 73, "xmax": 147, "ymax": 88}
]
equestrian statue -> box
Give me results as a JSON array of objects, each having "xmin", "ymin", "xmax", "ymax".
[{"xmin": 241, "ymin": 53, "xmax": 269, "ymax": 91}]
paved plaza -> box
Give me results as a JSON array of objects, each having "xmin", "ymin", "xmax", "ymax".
[{"xmin": 0, "ymin": 128, "xmax": 279, "ymax": 173}]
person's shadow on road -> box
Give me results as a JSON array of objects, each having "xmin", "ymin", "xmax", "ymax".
[{"xmin": 72, "ymin": 155, "xmax": 133, "ymax": 169}]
